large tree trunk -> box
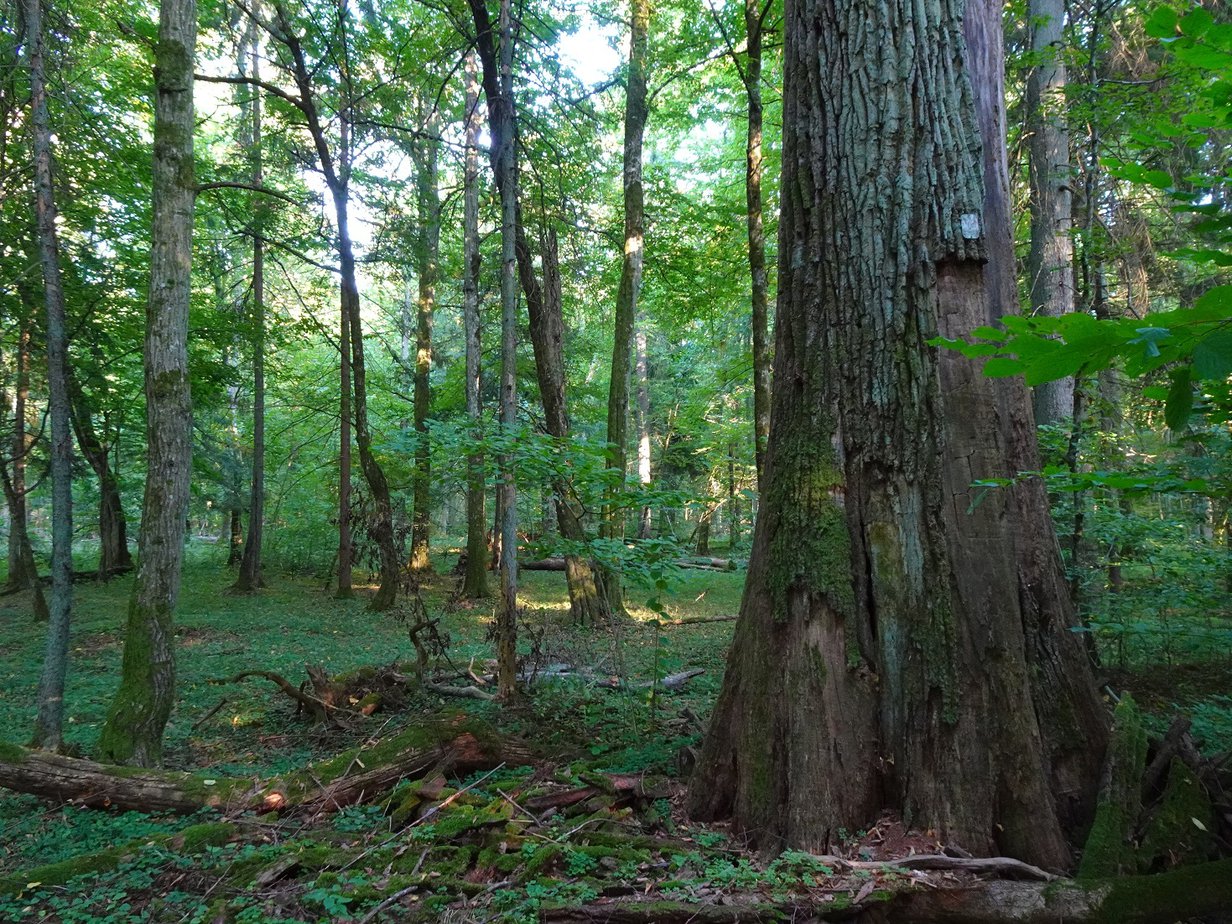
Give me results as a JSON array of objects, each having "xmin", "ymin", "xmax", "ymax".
[
  {"xmin": 27, "ymin": 0, "xmax": 75, "ymax": 751},
  {"xmin": 965, "ymin": 0, "xmax": 1109, "ymax": 838},
  {"xmin": 600, "ymin": 0, "xmax": 650, "ymax": 616},
  {"xmin": 687, "ymin": 0, "xmax": 1104, "ymax": 870},
  {"xmin": 409, "ymin": 111, "xmax": 440, "ymax": 576},
  {"xmin": 461, "ymin": 52, "xmax": 489, "ymax": 600},
  {"xmin": 98, "ymin": 0, "xmax": 196, "ymax": 767},
  {"xmin": 235, "ymin": 18, "xmax": 266, "ymax": 594},
  {"xmin": 1026, "ymin": 0, "xmax": 1075, "ymax": 425},
  {"xmin": 69, "ymin": 379, "xmax": 132, "ymax": 579}
]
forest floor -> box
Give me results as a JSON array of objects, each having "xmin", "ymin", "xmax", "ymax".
[{"xmin": 0, "ymin": 543, "xmax": 1230, "ymax": 922}]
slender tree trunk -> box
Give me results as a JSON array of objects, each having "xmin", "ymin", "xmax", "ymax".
[
  {"xmin": 409, "ymin": 111, "xmax": 440, "ymax": 575},
  {"xmin": 745, "ymin": 0, "xmax": 771, "ymax": 488},
  {"xmin": 466, "ymin": 0, "xmax": 609, "ymax": 624},
  {"xmin": 635, "ymin": 326, "xmax": 651, "ymax": 540},
  {"xmin": 0, "ymin": 450, "xmax": 48, "ymax": 621},
  {"xmin": 1026, "ymin": 0, "xmax": 1075, "ymax": 425},
  {"xmin": 461, "ymin": 52, "xmax": 489, "ymax": 599},
  {"xmin": 98, "ymin": 0, "xmax": 196, "ymax": 767},
  {"xmin": 270, "ymin": 3, "xmax": 397, "ymax": 608},
  {"xmin": 494, "ymin": 0, "xmax": 519, "ymax": 699},
  {"xmin": 726, "ymin": 446, "xmax": 738, "ymax": 549},
  {"xmin": 6, "ymin": 305, "xmax": 33, "ymax": 591},
  {"xmin": 226, "ymin": 508, "xmax": 242, "ymax": 565},
  {"xmin": 235, "ymin": 22, "xmax": 266, "ymax": 594},
  {"xmin": 337, "ymin": 268, "xmax": 353, "ymax": 598},
  {"xmin": 688, "ymin": 0, "xmax": 1104, "ymax": 869},
  {"xmin": 69, "ymin": 380, "xmax": 131, "ymax": 579},
  {"xmin": 538, "ymin": 231, "xmax": 610, "ymax": 624},
  {"xmin": 601, "ymin": 0, "xmax": 650, "ymax": 615}
]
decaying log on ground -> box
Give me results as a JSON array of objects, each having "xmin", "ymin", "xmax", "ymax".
[
  {"xmin": 0, "ymin": 716, "xmax": 531, "ymax": 815},
  {"xmin": 523, "ymin": 773, "xmax": 673, "ymax": 813}
]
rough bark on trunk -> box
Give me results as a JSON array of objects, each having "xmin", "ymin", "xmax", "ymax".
[
  {"xmin": 235, "ymin": 19, "xmax": 265, "ymax": 594},
  {"xmin": 28, "ymin": 0, "xmax": 74, "ymax": 743},
  {"xmin": 600, "ymin": 0, "xmax": 649, "ymax": 616},
  {"xmin": 966, "ymin": 0, "xmax": 1109, "ymax": 836},
  {"xmin": 461, "ymin": 52, "xmax": 489, "ymax": 599},
  {"xmin": 1026, "ymin": 0, "xmax": 1075, "ymax": 425},
  {"xmin": 98, "ymin": 0, "xmax": 196, "ymax": 767},
  {"xmin": 687, "ymin": 0, "xmax": 1104, "ymax": 869},
  {"xmin": 409, "ymin": 110, "xmax": 440, "ymax": 575}
]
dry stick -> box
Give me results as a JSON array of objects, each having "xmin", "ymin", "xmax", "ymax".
[{"xmin": 191, "ymin": 697, "xmax": 228, "ymax": 731}]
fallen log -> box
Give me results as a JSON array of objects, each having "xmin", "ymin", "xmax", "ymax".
[{"xmin": 0, "ymin": 716, "xmax": 532, "ymax": 816}]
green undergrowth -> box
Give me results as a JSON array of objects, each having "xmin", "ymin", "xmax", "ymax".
[{"xmin": 2, "ymin": 538, "xmax": 1229, "ymax": 920}]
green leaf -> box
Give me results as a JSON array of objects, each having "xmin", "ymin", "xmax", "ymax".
[
  {"xmin": 1144, "ymin": 7, "xmax": 1178, "ymax": 38},
  {"xmin": 1195, "ymin": 285, "xmax": 1232, "ymax": 313},
  {"xmin": 981, "ymin": 357, "xmax": 1022, "ymax": 378},
  {"xmin": 1165, "ymin": 367, "xmax": 1194, "ymax": 431},
  {"xmin": 1180, "ymin": 7, "xmax": 1214, "ymax": 37},
  {"xmin": 1192, "ymin": 329, "xmax": 1232, "ymax": 380}
]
